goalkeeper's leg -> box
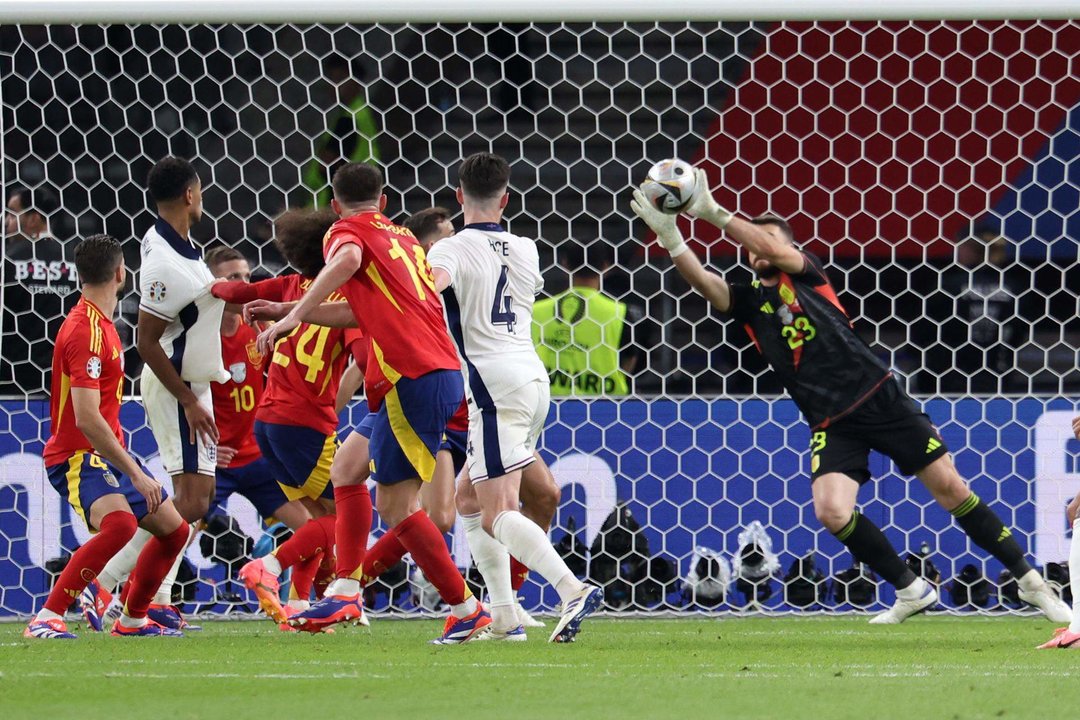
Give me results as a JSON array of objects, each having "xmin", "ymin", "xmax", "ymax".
[
  {"xmin": 814, "ymin": 473, "xmax": 936, "ymax": 623},
  {"xmin": 917, "ymin": 455, "xmax": 1069, "ymax": 623}
]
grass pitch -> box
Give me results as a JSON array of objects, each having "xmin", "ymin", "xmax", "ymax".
[{"xmin": 2, "ymin": 616, "xmax": 1078, "ymax": 719}]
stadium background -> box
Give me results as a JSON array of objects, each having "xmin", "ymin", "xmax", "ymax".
[{"xmin": 0, "ymin": 20, "xmax": 1077, "ymax": 618}]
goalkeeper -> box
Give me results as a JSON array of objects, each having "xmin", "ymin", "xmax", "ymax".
[{"xmin": 631, "ymin": 173, "xmax": 1069, "ymax": 624}]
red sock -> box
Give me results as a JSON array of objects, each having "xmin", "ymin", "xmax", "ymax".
[
  {"xmin": 289, "ymin": 553, "xmax": 321, "ymax": 602},
  {"xmin": 43, "ymin": 511, "xmax": 137, "ymax": 616},
  {"xmin": 124, "ymin": 521, "xmax": 190, "ymax": 620},
  {"xmin": 119, "ymin": 578, "xmax": 131, "ymax": 607},
  {"xmin": 314, "ymin": 555, "xmax": 335, "ymax": 599},
  {"xmin": 361, "ymin": 528, "xmax": 406, "ymax": 586},
  {"xmin": 395, "ymin": 510, "xmax": 469, "ymax": 606},
  {"xmin": 509, "ymin": 556, "xmax": 529, "ymax": 593},
  {"xmin": 334, "ymin": 485, "xmax": 373, "ymax": 580},
  {"xmin": 274, "ymin": 515, "xmax": 335, "ymax": 570}
]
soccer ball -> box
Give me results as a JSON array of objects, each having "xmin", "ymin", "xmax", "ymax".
[{"xmin": 641, "ymin": 158, "xmax": 697, "ymax": 214}]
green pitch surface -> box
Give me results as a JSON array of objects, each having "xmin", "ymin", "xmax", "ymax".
[{"xmin": 3, "ymin": 616, "xmax": 1079, "ymax": 719}]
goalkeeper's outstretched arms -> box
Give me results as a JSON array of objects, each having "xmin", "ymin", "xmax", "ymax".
[
  {"xmin": 682, "ymin": 169, "xmax": 806, "ymax": 275},
  {"xmin": 630, "ymin": 186, "xmax": 732, "ymax": 313}
]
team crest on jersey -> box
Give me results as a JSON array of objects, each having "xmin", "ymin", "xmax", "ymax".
[
  {"xmin": 245, "ymin": 341, "xmax": 263, "ymax": 367},
  {"xmin": 147, "ymin": 281, "xmax": 166, "ymax": 303},
  {"xmin": 229, "ymin": 362, "xmax": 247, "ymax": 384},
  {"xmin": 86, "ymin": 356, "xmax": 102, "ymax": 379}
]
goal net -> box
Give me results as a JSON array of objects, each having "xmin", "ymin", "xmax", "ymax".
[{"xmin": 1, "ymin": 16, "xmax": 1077, "ymax": 618}]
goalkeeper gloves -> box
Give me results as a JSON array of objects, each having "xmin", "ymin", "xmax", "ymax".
[
  {"xmin": 630, "ymin": 186, "xmax": 689, "ymax": 259},
  {"xmin": 685, "ymin": 168, "xmax": 733, "ymax": 229}
]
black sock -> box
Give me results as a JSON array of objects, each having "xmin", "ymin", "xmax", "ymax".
[
  {"xmin": 951, "ymin": 493, "xmax": 1031, "ymax": 578},
  {"xmin": 832, "ymin": 511, "xmax": 917, "ymax": 589}
]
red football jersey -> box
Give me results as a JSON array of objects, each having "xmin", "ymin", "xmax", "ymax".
[
  {"xmin": 324, "ymin": 212, "xmax": 460, "ymax": 411},
  {"xmin": 43, "ymin": 297, "xmax": 125, "ymax": 466},
  {"xmin": 239, "ymin": 275, "xmax": 360, "ymax": 435},
  {"xmin": 212, "ymin": 322, "xmax": 267, "ymax": 468}
]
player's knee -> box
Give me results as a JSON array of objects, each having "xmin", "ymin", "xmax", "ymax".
[
  {"xmin": 531, "ymin": 480, "xmax": 561, "ymax": 523},
  {"xmin": 174, "ymin": 494, "xmax": 210, "ymax": 523},
  {"xmin": 428, "ymin": 507, "xmax": 456, "ymax": 534},
  {"xmin": 814, "ymin": 501, "xmax": 851, "ymax": 533},
  {"xmin": 330, "ymin": 463, "xmax": 366, "ymax": 488}
]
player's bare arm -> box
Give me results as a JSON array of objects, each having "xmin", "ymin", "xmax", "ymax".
[
  {"xmin": 630, "ymin": 186, "xmax": 732, "ymax": 313},
  {"xmin": 335, "ymin": 362, "xmax": 363, "ymax": 415},
  {"xmin": 684, "ymin": 168, "xmax": 805, "ymax": 275},
  {"xmin": 256, "ymin": 243, "xmax": 362, "ymax": 353},
  {"xmin": 431, "ymin": 266, "xmax": 451, "ymax": 293},
  {"xmin": 70, "ymin": 386, "xmax": 163, "ymax": 513},
  {"xmin": 245, "ymin": 299, "xmax": 357, "ymax": 328},
  {"xmin": 137, "ymin": 310, "xmax": 219, "ymax": 445}
]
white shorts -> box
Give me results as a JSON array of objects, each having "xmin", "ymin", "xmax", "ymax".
[
  {"xmin": 142, "ymin": 369, "xmax": 217, "ymax": 477},
  {"xmin": 467, "ymin": 379, "xmax": 549, "ymax": 483}
]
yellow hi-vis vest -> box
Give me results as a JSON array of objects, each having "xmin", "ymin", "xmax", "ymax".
[
  {"xmin": 532, "ymin": 287, "xmax": 629, "ymax": 395},
  {"xmin": 303, "ymin": 95, "xmax": 380, "ymax": 207}
]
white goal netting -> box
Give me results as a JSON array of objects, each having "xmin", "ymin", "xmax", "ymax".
[{"xmin": 1, "ymin": 19, "xmax": 1078, "ymax": 619}]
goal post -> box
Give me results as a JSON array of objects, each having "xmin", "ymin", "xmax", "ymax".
[{"xmin": 0, "ymin": 9, "xmax": 1077, "ymax": 619}]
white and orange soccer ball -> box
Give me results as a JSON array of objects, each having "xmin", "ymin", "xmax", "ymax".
[{"xmin": 641, "ymin": 158, "xmax": 697, "ymax": 214}]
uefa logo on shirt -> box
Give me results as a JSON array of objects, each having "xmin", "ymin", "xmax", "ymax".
[
  {"xmin": 86, "ymin": 356, "xmax": 102, "ymax": 379},
  {"xmin": 147, "ymin": 281, "xmax": 166, "ymax": 303}
]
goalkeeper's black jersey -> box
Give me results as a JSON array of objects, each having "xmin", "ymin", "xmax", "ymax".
[{"xmin": 726, "ymin": 253, "xmax": 891, "ymax": 429}]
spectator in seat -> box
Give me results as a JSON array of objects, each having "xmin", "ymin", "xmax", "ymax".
[
  {"xmin": 1, "ymin": 185, "xmax": 78, "ymax": 396},
  {"xmin": 915, "ymin": 223, "xmax": 1026, "ymax": 394},
  {"xmin": 532, "ymin": 243, "xmax": 641, "ymax": 395}
]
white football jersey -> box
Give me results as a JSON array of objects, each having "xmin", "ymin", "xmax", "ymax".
[
  {"xmin": 426, "ymin": 222, "xmax": 548, "ymax": 404},
  {"xmin": 138, "ymin": 218, "xmax": 228, "ymax": 384}
]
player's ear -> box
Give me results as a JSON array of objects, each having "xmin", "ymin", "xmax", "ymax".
[
  {"xmin": 455, "ymin": 187, "xmax": 465, "ymax": 205},
  {"xmin": 499, "ymin": 192, "xmax": 509, "ymax": 210},
  {"xmin": 378, "ymin": 194, "xmax": 387, "ymax": 212},
  {"xmin": 330, "ymin": 198, "xmax": 342, "ymax": 217}
]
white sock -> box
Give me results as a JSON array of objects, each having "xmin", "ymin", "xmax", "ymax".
[
  {"xmin": 329, "ymin": 578, "xmax": 361, "ymax": 597},
  {"xmin": 450, "ymin": 596, "xmax": 479, "ymax": 619},
  {"xmin": 491, "ymin": 511, "xmax": 584, "ymax": 605},
  {"xmin": 36, "ymin": 608, "xmax": 63, "ymax": 622},
  {"xmin": 896, "ymin": 576, "xmax": 927, "ymax": 601},
  {"xmin": 287, "ymin": 599, "xmax": 310, "ymax": 612},
  {"xmin": 1069, "ymin": 519, "xmax": 1080, "ymax": 634},
  {"xmin": 118, "ymin": 613, "xmax": 147, "ymax": 629},
  {"xmin": 153, "ymin": 524, "xmax": 197, "ymax": 605},
  {"xmin": 463, "ymin": 513, "xmax": 515, "ymax": 630},
  {"xmin": 262, "ymin": 554, "xmax": 283, "ymax": 576},
  {"xmin": 1017, "ymin": 568, "xmax": 1045, "ymax": 593},
  {"xmin": 97, "ymin": 528, "xmax": 152, "ymax": 592}
]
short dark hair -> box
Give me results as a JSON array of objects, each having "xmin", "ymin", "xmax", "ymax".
[
  {"xmin": 204, "ymin": 246, "xmax": 246, "ymax": 270},
  {"xmin": 403, "ymin": 207, "xmax": 452, "ymax": 242},
  {"xmin": 458, "ymin": 152, "xmax": 510, "ymax": 201},
  {"xmin": 147, "ymin": 156, "xmax": 199, "ymax": 203},
  {"xmin": 559, "ymin": 243, "xmax": 614, "ymax": 279},
  {"xmin": 74, "ymin": 234, "xmax": 124, "ymax": 285},
  {"xmin": 274, "ymin": 208, "xmax": 338, "ymax": 277},
  {"xmin": 331, "ymin": 163, "xmax": 383, "ymax": 205},
  {"xmin": 750, "ymin": 214, "xmax": 794, "ymax": 243},
  {"xmin": 9, "ymin": 185, "xmax": 60, "ymax": 217}
]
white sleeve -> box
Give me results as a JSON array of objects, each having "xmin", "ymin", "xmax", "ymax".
[
  {"xmin": 425, "ymin": 241, "xmax": 458, "ymax": 287},
  {"xmin": 531, "ymin": 246, "xmax": 544, "ymax": 295},
  {"xmin": 138, "ymin": 259, "xmax": 188, "ymax": 321}
]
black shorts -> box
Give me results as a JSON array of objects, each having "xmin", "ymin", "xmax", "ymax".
[{"xmin": 809, "ymin": 378, "xmax": 949, "ymax": 484}]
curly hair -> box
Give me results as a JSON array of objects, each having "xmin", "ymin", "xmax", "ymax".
[{"xmin": 273, "ymin": 207, "xmax": 338, "ymax": 278}]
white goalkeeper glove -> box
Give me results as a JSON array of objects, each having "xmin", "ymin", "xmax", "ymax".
[
  {"xmin": 685, "ymin": 168, "xmax": 734, "ymax": 230},
  {"xmin": 630, "ymin": 186, "xmax": 689, "ymax": 259}
]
